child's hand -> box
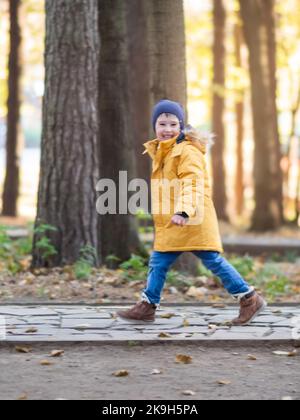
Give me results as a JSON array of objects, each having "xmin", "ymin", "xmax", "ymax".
[{"xmin": 171, "ymin": 214, "xmax": 188, "ymax": 226}]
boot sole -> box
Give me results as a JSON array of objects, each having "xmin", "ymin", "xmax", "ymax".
[{"xmin": 237, "ymin": 300, "xmax": 268, "ymax": 326}]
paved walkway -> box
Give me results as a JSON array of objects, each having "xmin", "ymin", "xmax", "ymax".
[{"xmin": 0, "ymin": 304, "xmax": 299, "ymax": 344}]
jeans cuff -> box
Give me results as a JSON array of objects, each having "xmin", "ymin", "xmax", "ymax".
[
  {"xmin": 141, "ymin": 292, "xmax": 159, "ymax": 308},
  {"xmin": 232, "ymin": 286, "xmax": 254, "ymax": 302}
]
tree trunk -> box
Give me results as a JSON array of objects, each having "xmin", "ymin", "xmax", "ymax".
[
  {"xmin": 126, "ymin": 0, "xmax": 152, "ymax": 186},
  {"xmin": 211, "ymin": 0, "xmax": 229, "ymax": 222},
  {"xmin": 234, "ymin": 19, "xmax": 245, "ymax": 217},
  {"xmin": 146, "ymin": 0, "xmax": 187, "ymax": 110},
  {"xmin": 98, "ymin": 0, "xmax": 145, "ymax": 265},
  {"xmin": 2, "ymin": 0, "xmax": 22, "ymax": 217},
  {"xmin": 239, "ymin": 0, "xmax": 284, "ymax": 231},
  {"xmin": 146, "ymin": 0, "xmax": 198, "ymax": 275},
  {"xmin": 32, "ymin": 0, "xmax": 100, "ymax": 268}
]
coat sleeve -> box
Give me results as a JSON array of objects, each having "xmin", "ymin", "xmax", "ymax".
[{"xmin": 174, "ymin": 145, "xmax": 204, "ymax": 218}]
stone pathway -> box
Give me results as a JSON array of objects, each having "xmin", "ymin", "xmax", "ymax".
[{"xmin": 0, "ymin": 304, "xmax": 299, "ymax": 344}]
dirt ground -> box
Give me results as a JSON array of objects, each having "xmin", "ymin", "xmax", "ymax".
[{"xmin": 0, "ymin": 342, "xmax": 299, "ymax": 400}]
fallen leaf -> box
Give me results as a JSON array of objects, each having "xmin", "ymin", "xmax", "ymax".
[
  {"xmin": 208, "ymin": 324, "xmax": 218, "ymax": 330},
  {"xmin": 40, "ymin": 360, "xmax": 54, "ymax": 366},
  {"xmin": 160, "ymin": 313, "xmax": 176, "ymax": 319},
  {"xmin": 25, "ymin": 328, "xmax": 38, "ymax": 334},
  {"xmin": 186, "ymin": 286, "xmax": 208, "ymax": 298},
  {"xmin": 247, "ymin": 354, "xmax": 257, "ymax": 361},
  {"xmin": 183, "ymin": 319, "xmax": 190, "ymax": 327},
  {"xmin": 181, "ymin": 390, "xmax": 196, "ymax": 396},
  {"xmin": 113, "ymin": 370, "xmax": 129, "ymax": 377},
  {"xmin": 151, "ymin": 369, "xmax": 162, "ymax": 375},
  {"xmin": 74, "ymin": 324, "xmax": 91, "ymax": 330},
  {"xmin": 50, "ymin": 350, "xmax": 64, "ymax": 358},
  {"xmin": 217, "ymin": 380, "xmax": 231, "ymax": 385},
  {"xmin": 212, "ymin": 303, "xmax": 227, "ymax": 309},
  {"xmin": 17, "ymin": 393, "xmax": 28, "ymax": 400},
  {"xmin": 175, "ymin": 354, "xmax": 193, "ymax": 364},
  {"xmin": 272, "ymin": 350, "xmax": 297, "ymax": 357},
  {"xmin": 158, "ymin": 332, "xmax": 172, "ymax": 338},
  {"xmin": 15, "ymin": 346, "xmax": 32, "ymax": 354}
]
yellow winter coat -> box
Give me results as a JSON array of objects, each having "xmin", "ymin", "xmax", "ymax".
[{"xmin": 142, "ymin": 134, "xmax": 224, "ymax": 253}]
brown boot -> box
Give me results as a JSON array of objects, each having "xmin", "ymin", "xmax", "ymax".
[
  {"xmin": 117, "ymin": 301, "xmax": 156, "ymax": 322},
  {"xmin": 231, "ymin": 292, "xmax": 267, "ymax": 326}
]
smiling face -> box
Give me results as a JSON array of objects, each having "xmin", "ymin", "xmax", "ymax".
[{"xmin": 155, "ymin": 113, "xmax": 181, "ymax": 141}]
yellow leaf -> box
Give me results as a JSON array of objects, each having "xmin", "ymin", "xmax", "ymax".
[
  {"xmin": 15, "ymin": 346, "xmax": 32, "ymax": 354},
  {"xmin": 158, "ymin": 332, "xmax": 172, "ymax": 338},
  {"xmin": 217, "ymin": 380, "xmax": 231, "ymax": 385},
  {"xmin": 40, "ymin": 360, "xmax": 54, "ymax": 366},
  {"xmin": 183, "ymin": 319, "xmax": 190, "ymax": 327},
  {"xmin": 50, "ymin": 350, "xmax": 64, "ymax": 358},
  {"xmin": 17, "ymin": 393, "xmax": 28, "ymax": 400},
  {"xmin": 160, "ymin": 313, "xmax": 176, "ymax": 319},
  {"xmin": 175, "ymin": 354, "xmax": 193, "ymax": 364},
  {"xmin": 113, "ymin": 370, "xmax": 129, "ymax": 377},
  {"xmin": 25, "ymin": 328, "xmax": 38, "ymax": 334}
]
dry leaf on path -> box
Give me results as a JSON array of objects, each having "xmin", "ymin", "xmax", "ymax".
[
  {"xmin": 182, "ymin": 390, "xmax": 196, "ymax": 396},
  {"xmin": 160, "ymin": 313, "xmax": 176, "ymax": 319},
  {"xmin": 151, "ymin": 369, "xmax": 162, "ymax": 375},
  {"xmin": 183, "ymin": 319, "xmax": 190, "ymax": 327},
  {"xmin": 15, "ymin": 346, "xmax": 32, "ymax": 354},
  {"xmin": 25, "ymin": 328, "xmax": 38, "ymax": 334},
  {"xmin": 113, "ymin": 370, "xmax": 129, "ymax": 377},
  {"xmin": 175, "ymin": 354, "xmax": 193, "ymax": 364},
  {"xmin": 40, "ymin": 359, "xmax": 54, "ymax": 366},
  {"xmin": 217, "ymin": 380, "xmax": 231, "ymax": 385},
  {"xmin": 247, "ymin": 354, "xmax": 257, "ymax": 361},
  {"xmin": 17, "ymin": 393, "xmax": 28, "ymax": 400},
  {"xmin": 50, "ymin": 350, "xmax": 64, "ymax": 358},
  {"xmin": 158, "ymin": 332, "xmax": 172, "ymax": 338},
  {"xmin": 272, "ymin": 350, "xmax": 297, "ymax": 357}
]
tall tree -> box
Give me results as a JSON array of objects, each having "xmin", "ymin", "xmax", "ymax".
[
  {"xmin": 211, "ymin": 0, "xmax": 229, "ymax": 221},
  {"xmin": 2, "ymin": 0, "xmax": 22, "ymax": 217},
  {"xmin": 234, "ymin": 16, "xmax": 245, "ymax": 217},
  {"xmin": 32, "ymin": 0, "xmax": 100, "ymax": 267},
  {"xmin": 147, "ymin": 0, "xmax": 198, "ymax": 274},
  {"xmin": 126, "ymin": 0, "xmax": 151, "ymax": 184},
  {"xmin": 98, "ymin": 0, "xmax": 145, "ymax": 265},
  {"xmin": 239, "ymin": 0, "xmax": 284, "ymax": 230},
  {"xmin": 146, "ymin": 0, "xmax": 187, "ymax": 108}
]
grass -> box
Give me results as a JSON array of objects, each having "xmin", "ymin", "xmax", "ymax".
[{"xmin": 0, "ymin": 224, "xmax": 296, "ymax": 301}]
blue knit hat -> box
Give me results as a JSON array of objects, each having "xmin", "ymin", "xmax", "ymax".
[{"xmin": 152, "ymin": 99, "xmax": 185, "ymax": 131}]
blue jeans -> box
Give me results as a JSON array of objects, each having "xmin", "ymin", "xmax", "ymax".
[{"xmin": 142, "ymin": 251, "xmax": 252, "ymax": 305}]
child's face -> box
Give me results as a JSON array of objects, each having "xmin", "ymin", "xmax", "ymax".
[{"xmin": 155, "ymin": 113, "xmax": 181, "ymax": 141}]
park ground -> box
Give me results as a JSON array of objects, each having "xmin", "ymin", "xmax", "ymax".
[{"xmin": 0, "ymin": 342, "xmax": 299, "ymax": 400}]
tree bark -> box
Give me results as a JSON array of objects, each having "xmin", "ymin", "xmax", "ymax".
[
  {"xmin": 239, "ymin": 0, "xmax": 284, "ymax": 231},
  {"xmin": 147, "ymin": 0, "xmax": 198, "ymax": 275},
  {"xmin": 98, "ymin": 0, "xmax": 145, "ymax": 265},
  {"xmin": 211, "ymin": 0, "xmax": 229, "ymax": 221},
  {"xmin": 126, "ymin": 0, "xmax": 152, "ymax": 186},
  {"xmin": 234, "ymin": 19, "xmax": 245, "ymax": 217},
  {"xmin": 32, "ymin": 0, "xmax": 100, "ymax": 267},
  {"xmin": 2, "ymin": 0, "xmax": 22, "ymax": 217}
]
